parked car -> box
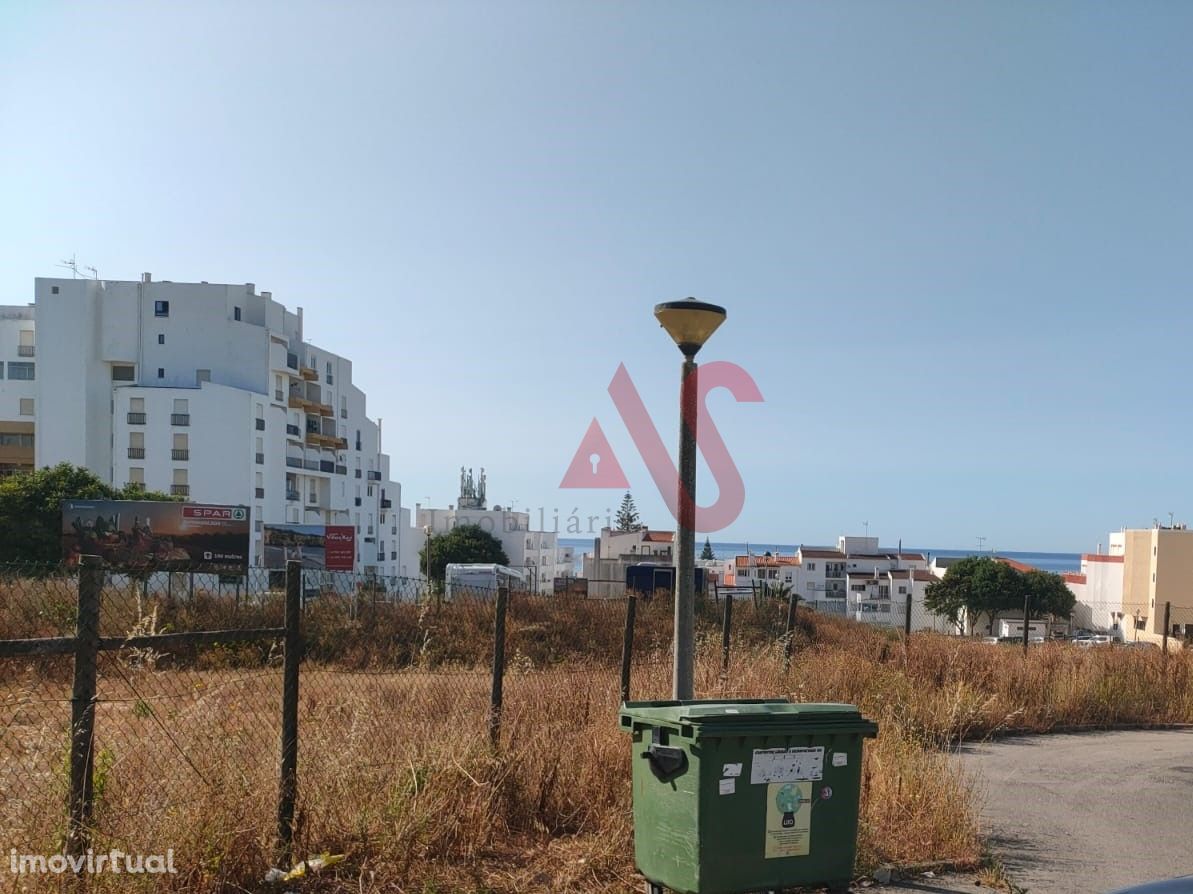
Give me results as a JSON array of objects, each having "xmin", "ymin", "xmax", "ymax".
[{"xmin": 1105, "ymin": 875, "xmax": 1193, "ymax": 893}]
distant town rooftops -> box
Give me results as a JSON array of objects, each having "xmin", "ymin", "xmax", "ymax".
[
  {"xmin": 995, "ymin": 556, "xmax": 1039, "ymax": 574},
  {"xmin": 1082, "ymin": 553, "xmax": 1124, "ymax": 563},
  {"xmin": 735, "ymin": 554, "xmax": 799, "ymax": 567},
  {"xmin": 798, "ymin": 548, "xmax": 846, "ymax": 559}
]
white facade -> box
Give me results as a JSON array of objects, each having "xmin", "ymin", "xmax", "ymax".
[
  {"xmin": 0, "ymin": 306, "xmax": 37, "ymax": 475},
  {"xmin": 11, "ymin": 275, "xmax": 415, "ymax": 576},
  {"xmin": 1066, "ymin": 548, "xmax": 1126, "ymax": 633},
  {"xmin": 415, "ymin": 504, "xmax": 565, "ymax": 594}
]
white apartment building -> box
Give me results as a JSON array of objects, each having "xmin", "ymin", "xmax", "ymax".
[
  {"xmin": 7, "ymin": 274, "xmax": 419, "ymax": 577},
  {"xmin": 728, "ymin": 534, "xmax": 947, "ymax": 630},
  {"xmin": 415, "ymin": 472, "xmax": 569, "ymax": 594},
  {"xmin": 582, "ymin": 527, "xmax": 676, "ymax": 598},
  {"xmin": 0, "ymin": 306, "xmax": 36, "ymax": 476}
]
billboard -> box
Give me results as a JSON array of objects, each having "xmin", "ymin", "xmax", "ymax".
[
  {"xmin": 263, "ymin": 524, "xmax": 355, "ymax": 570},
  {"xmin": 62, "ymin": 500, "xmax": 250, "ymax": 571}
]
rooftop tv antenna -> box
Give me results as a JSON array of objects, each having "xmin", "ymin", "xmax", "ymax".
[
  {"xmin": 57, "ymin": 254, "xmax": 97, "ymax": 279},
  {"xmin": 976, "ymin": 535, "xmax": 986, "ymax": 553}
]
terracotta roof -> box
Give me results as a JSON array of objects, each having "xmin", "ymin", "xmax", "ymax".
[
  {"xmin": 642, "ymin": 531, "xmax": 674, "ymax": 542},
  {"xmin": 1082, "ymin": 554, "xmax": 1124, "ymax": 564},
  {"xmin": 1063, "ymin": 573, "xmax": 1087, "ymax": 585},
  {"xmin": 799, "ymin": 548, "xmax": 845, "ymax": 559},
  {"xmin": 995, "ymin": 557, "xmax": 1038, "ymax": 574},
  {"xmin": 913, "ymin": 570, "xmax": 938, "ymax": 582},
  {"xmin": 735, "ymin": 554, "xmax": 799, "ymax": 567}
]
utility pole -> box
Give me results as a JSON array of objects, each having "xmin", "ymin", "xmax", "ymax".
[
  {"xmin": 1023, "ymin": 591, "xmax": 1031, "ymax": 656},
  {"xmin": 977, "ymin": 536, "xmax": 986, "ymax": 554}
]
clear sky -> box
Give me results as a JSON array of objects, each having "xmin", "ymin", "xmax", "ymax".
[{"xmin": 2, "ymin": 1, "xmax": 1191, "ymax": 552}]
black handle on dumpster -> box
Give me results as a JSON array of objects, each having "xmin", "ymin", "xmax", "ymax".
[{"xmin": 642, "ymin": 727, "xmax": 687, "ymax": 779}]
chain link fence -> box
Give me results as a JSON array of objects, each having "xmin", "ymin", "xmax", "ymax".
[{"xmin": 3, "ymin": 561, "xmax": 1191, "ymax": 889}]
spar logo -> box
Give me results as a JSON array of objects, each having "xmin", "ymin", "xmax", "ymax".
[
  {"xmin": 182, "ymin": 506, "xmax": 248, "ymax": 521},
  {"xmin": 560, "ymin": 362, "xmax": 763, "ymax": 532}
]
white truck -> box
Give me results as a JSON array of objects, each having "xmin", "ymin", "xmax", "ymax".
[{"xmin": 444, "ymin": 563, "xmax": 525, "ymax": 601}]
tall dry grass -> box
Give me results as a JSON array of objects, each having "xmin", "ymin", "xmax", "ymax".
[{"xmin": 2, "ymin": 586, "xmax": 1192, "ymax": 892}]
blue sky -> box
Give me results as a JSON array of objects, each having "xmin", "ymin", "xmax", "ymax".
[{"xmin": 2, "ymin": 1, "xmax": 1191, "ymax": 552}]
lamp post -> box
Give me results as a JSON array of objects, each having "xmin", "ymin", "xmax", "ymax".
[{"xmin": 654, "ymin": 297, "xmax": 727, "ymax": 700}]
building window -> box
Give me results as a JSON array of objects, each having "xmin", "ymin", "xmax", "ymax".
[
  {"xmin": 19, "ymin": 398, "xmax": 33, "ymax": 416},
  {"xmin": 234, "ymin": 306, "xmax": 242, "ymax": 321},
  {"xmin": 128, "ymin": 466, "xmax": 144, "ymax": 485},
  {"xmin": 51, "ymin": 285, "xmax": 59, "ymax": 294},
  {"xmin": 8, "ymin": 362, "xmax": 34, "ymax": 380},
  {"xmin": 806, "ymin": 562, "xmax": 816, "ymax": 571},
  {"xmin": 157, "ymin": 368, "xmax": 164, "ymax": 379},
  {"xmin": 111, "ymin": 365, "xmax": 134, "ymax": 382},
  {"xmin": 158, "ymin": 334, "xmax": 165, "ymax": 345},
  {"xmin": 898, "ymin": 585, "xmax": 907, "ymax": 594},
  {"xmin": 154, "ymin": 300, "xmax": 169, "ymax": 317}
]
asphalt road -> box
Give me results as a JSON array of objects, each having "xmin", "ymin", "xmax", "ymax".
[{"xmin": 956, "ymin": 729, "xmax": 1193, "ymax": 894}]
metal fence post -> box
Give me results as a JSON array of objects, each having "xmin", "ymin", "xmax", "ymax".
[
  {"xmin": 619, "ymin": 595, "xmax": 637, "ymax": 704},
  {"xmin": 1023, "ymin": 592, "xmax": 1030, "ymax": 656},
  {"xmin": 904, "ymin": 592, "xmax": 913, "ymax": 640},
  {"xmin": 67, "ymin": 555, "xmax": 103, "ymax": 860},
  {"xmin": 721, "ymin": 592, "xmax": 733, "ymax": 683},
  {"xmin": 782, "ymin": 590, "xmax": 798, "ymax": 673},
  {"xmin": 1162, "ymin": 601, "xmax": 1171, "ymax": 659},
  {"xmin": 489, "ymin": 585, "xmax": 508, "ymax": 749},
  {"xmin": 277, "ymin": 559, "xmax": 302, "ymax": 863}
]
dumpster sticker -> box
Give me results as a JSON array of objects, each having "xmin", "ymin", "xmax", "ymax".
[
  {"xmin": 832, "ymin": 752, "xmax": 848, "ymax": 768},
  {"xmin": 722, "ymin": 762, "xmax": 742, "ymax": 778},
  {"xmin": 765, "ymin": 782, "xmax": 811, "ymax": 858},
  {"xmin": 719, "ymin": 778, "xmax": 736, "ymax": 796},
  {"xmin": 750, "ymin": 747, "xmax": 824, "ymax": 784}
]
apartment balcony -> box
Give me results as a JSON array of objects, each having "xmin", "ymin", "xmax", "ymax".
[
  {"xmin": 367, "ymin": 470, "xmax": 381, "ymax": 482},
  {"xmin": 286, "ymin": 489, "xmax": 300, "ymax": 502},
  {"xmin": 171, "ymin": 414, "xmax": 190, "ymax": 426},
  {"xmin": 170, "ymin": 484, "xmax": 189, "ymax": 497},
  {"xmin": 172, "ymin": 449, "xmax": 189, "ymax": 461},
  {"xmin": 17, "ymin": 345, "xmax": 34, "ymax": 357},
  {"xmin": 380, "ymin": 498, "xmax": 392, "ymax": 509},
  {"xmin": 127, "ymin": 447, "xmax": 145, "ymax": 459},
  {"xmin": 286, "ymin": 424, "xmax": 301, "ymax": 438},
  {"xmin": 255, "ymin": 487, "xmax": 265, "ymax": 499},
  {"xmin": 285, "ymin": 456, "xmax": 303, "ymax": 469},
  {"xmin": 288, "ymin": 394, "xmax": 317, "ymax": 413},
  {"xmin": 316, "ymin": 403, "xmax": 334, "ymax": 417},
  {"xmin": 299, "ymin": 364, "xmax": 318, "ymax": 381},
  {"xmin": 303, "ymin": 459, "xmax": 319, "ymax": 471},
  {"xmin": 255, "ymin": 418, "xmax": 265, "ymax": 431},
  {"xmin": 286, "ymin": 352, "xmax": 298, "ymax": 371},
  {"xmin": 334, "ymin": 464, "xmax": 347, "ymax": 476},
  {"xmin": 319, "ymin": 460, "xmax": 335, "ymax": 473},
  {"xmin": 127, "ymin": 412, "xmax": 146, "ymax": 425},
  {"xmin": 333, "ymin": 436, "xmax": 349, "ymax": 450}
]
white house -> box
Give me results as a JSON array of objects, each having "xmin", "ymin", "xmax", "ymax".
[{"xmin": 4, "ymin": 274, "xmax": 417, "ymax": 577}]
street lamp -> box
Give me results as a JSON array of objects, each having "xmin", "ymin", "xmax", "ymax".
[{"xmin": 654, "ymin": 297, "xmax": 727, "ymax": 700}]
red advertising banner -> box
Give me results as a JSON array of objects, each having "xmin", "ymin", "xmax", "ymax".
[{"xmin": 324, "ymin": 526, "xmax": 356, "ymax": 571}]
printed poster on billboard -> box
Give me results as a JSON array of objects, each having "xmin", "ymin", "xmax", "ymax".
[
  {"xmin": 62, "ymin": 500, "xmax": 250, "ymax": 571},
  {"xmin": 263, "ymin": 524, "xmax": 356, "ymax": 570}
]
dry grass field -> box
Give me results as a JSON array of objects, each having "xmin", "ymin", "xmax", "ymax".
[{"xmin": 3, "ymin": 583, "xmax": 1192, "ymax": 892}]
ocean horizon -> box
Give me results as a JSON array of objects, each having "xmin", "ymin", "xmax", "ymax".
[{"xmin": 558, "ymin": 538, "xmax": 1082, "ymax": 575}]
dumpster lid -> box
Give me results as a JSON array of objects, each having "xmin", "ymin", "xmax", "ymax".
[{"xmin": 621, "ymin": 698, "xmax": 865, "ymax": 728}]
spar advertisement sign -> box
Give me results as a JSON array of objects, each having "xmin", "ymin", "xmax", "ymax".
[
  {"xmin": 62, "ymin": 500, "xmax": 250, "ymax": 571},
  {"xmin": 262, "ymin": 524, "xmax": 355, "ymax": 571}
]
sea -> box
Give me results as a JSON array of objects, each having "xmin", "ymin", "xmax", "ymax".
[{"xmin": 558, "ymin": 538, "xmax": 1081, "ymax": 576}]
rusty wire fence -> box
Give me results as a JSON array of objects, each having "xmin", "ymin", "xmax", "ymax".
[{"xmin": 3, "ymin": 560, "xmax": 1192, "ymax": 889}]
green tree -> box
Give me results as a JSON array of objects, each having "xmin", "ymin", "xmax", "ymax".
[
  {"xmin": 0, "ymin": 463, "xmax": 175, "ymax": 565},
  {"xmin": 700, "ymin": 536, "xmax": 715, "ymax": 560},
  {"xmin": 615, "ymin": 492, "xmax": 642, "ymax": 532},
  {"xmin": 1024, "ymin": 569, "xmax": 1077, "ymax": 619},
  {"xmin": 926, "ymin": 556, "xmax": 1072, "ymax": 634},
  {"xmin": 419, "ymin": 524, "xmax": 510, "ymax": 583}
]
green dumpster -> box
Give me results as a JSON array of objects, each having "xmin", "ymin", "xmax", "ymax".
[{"xmin": 620, "ymin": 699, "xmax": 878, "ymax": 894}]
